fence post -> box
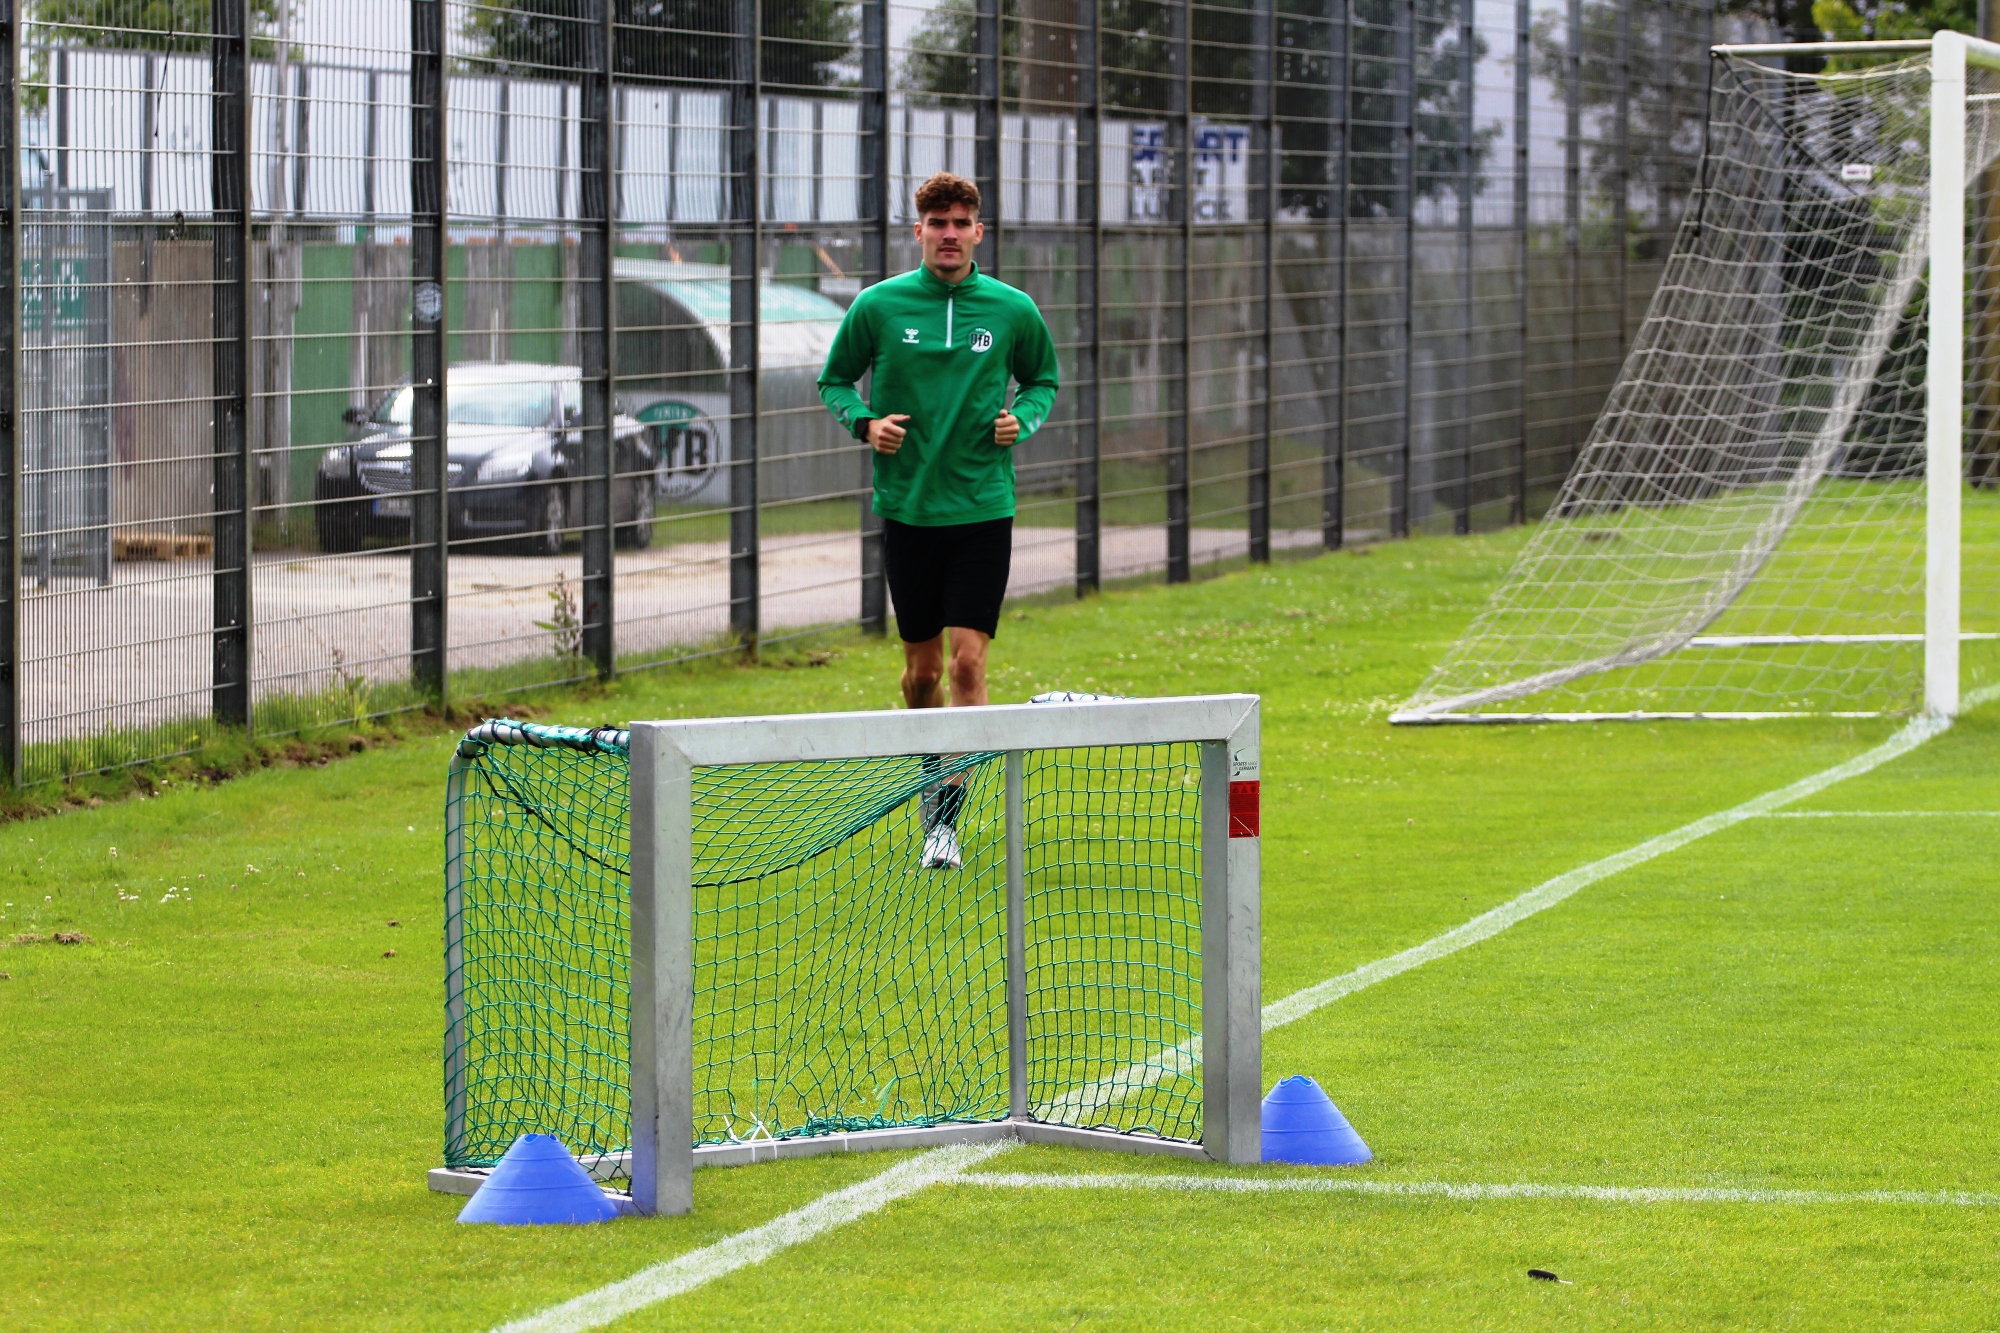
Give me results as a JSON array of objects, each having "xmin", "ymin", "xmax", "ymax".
[
  {"xmin": 1327, "ymin": 0, "xmax": 1350, "ymax": 551},
  {"xmin": 579, "ymin": 0, "xmax": 617, "ymax": 678},
  {"xmin": 0, "ymin": 0, "xmax": 17, "ymax": 785},
  {"xmin": 410, "ymin": 0, "xmax": 449, "ymax": 700},
  {"xmin": 1167, "ymin": 0, "xmax": 1191, "ymax": 583},
  {"xmin": 975, "ymin": 0, "xmax": 1001, "ymax": 275},
  {"xmin": 1394, "ymin": 0, "xmax": 1415, "ymax": 540},
  {"xmin": 1250, "ymin": 0, "xmax": 1274, "ymax": 564},
  {"xmin": 1614, "ymin": 0, "xmax": 1631, "ymax": 366},
  {"xmin": 1564, "ymin": 0, "xmax": 1582, "ymax": 477},
  {"xmin": 729, "ymin": 0, "xmax": 761, "ymax": 653},
  {"xmin": 1512, "ymin": 0, "xmax": 1530, "ymax": 524},
  {"xmin": 1075, "ymin": 3, "xmax": 1102, "ymax": 596},
  {"xmin": 211, "ymin": 0, "xmax": 253, "ymax": 726},
  {"xmin": 859, "ymin": 0, "xmax": 889, "ymax": 634},
  {"xmin": 1455, "ymin": 0, "xmax": 1476, "ymax": 536}
]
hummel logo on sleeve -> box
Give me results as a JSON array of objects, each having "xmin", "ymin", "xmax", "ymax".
[{"xmin": 903, "ymin": 327, "xmax": 920, "ymax": 344}]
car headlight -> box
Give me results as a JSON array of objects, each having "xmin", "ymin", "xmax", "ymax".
[
  {"xmin": 479, "ymin": 449, "xmax": 537, "ymax": 482},
  {"xmin": 319, "ymin": 446, "xmax": 351, "ymax": 477}
]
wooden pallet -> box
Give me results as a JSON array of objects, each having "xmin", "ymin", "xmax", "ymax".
[{"xmin": 113, "ymin": 531, "xmax": 213, "ymax": 562}]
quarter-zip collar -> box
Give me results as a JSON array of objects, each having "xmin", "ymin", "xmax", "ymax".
[{"xmin": 916, "ymin": 259, "xmax": 982, "ymax": 298}]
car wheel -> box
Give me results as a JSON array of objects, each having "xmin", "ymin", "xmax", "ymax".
[
  {"xmin": 527, "ymin": 484, "xmax": 567, "ymax": 556},
  {"xmin": 313, "ymin": 474, "xmax": 367, "ymax": 553},
  {"xmin": 616, "ymin": 478, "xmax": 655, "ymax": 550}
]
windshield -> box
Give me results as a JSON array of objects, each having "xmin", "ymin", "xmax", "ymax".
[{"xmin": 374, "ymin": 381, "xmax": 558, "ymax": 428}]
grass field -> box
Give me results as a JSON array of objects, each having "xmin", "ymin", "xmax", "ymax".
[
  {"xmin": 1408, "ymin": 480, "xmax": 2000, "ymax": 718},
  {"xmin": 3, "ymin": 527, "xmax": 1997, "ymax": 1330}
]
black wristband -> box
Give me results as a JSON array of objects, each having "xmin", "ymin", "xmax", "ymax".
[{"xmin": 853, "ymin": 417, "xmax": 874, "ymax": 442}]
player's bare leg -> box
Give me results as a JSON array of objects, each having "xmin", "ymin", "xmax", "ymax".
[
  {"xmin": 901, "ymin": 635, "xmax": 947, "ymax": 710},
  {"xmin": 902, "ymin": 628, "xmax": 988, "ymax": 708},
  {"xmin": 944, "ymin": 628, "xmax": 990, "ymax": 706},
  {"xmin": 907, "ymin": 627, "xmax": 990, "ymax": 866}
]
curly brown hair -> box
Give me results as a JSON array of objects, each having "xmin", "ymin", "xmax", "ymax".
[{"xmin": 913, "ymin": 172, "xmax": 981, "ymax": 218}]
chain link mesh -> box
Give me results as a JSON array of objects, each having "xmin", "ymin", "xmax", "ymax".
[
  {"xmin": 1024, "ymin": 744, "xmax": 1205, "ymax": 1140},
  {"xmin": 690, "ymin": 751, "xmax": 1009, "ymax": 1145},
  {"xmin": 445, "ymin": 725, "xmax": 632, "ymax": 1172}
]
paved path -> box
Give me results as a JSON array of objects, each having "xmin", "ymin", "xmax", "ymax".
[{"xmin": 21, "ymin": 525, "xmax": 1329, "ymax": 746}]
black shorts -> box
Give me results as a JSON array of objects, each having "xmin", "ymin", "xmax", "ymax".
[{"xmin": 884, "ymin": 516, "xmax": 1013, "ymax": 643}]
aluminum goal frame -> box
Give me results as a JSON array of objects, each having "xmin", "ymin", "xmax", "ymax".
[
  {"xmin": 431, "ymin": 694, "xmax": 1262, "ymax": 1216},
  {"xmin": 628, "ymin": 694, "xmax": 1262, "ymax": 1215}
]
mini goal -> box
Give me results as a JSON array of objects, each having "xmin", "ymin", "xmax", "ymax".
[
  {"xmin": 428, "ymin": 695, "xmax": 1262, "ymax": 1216},
  {"xmin": 1396, "ymin": 33, "xmax": 1999, "ymax": 723}
]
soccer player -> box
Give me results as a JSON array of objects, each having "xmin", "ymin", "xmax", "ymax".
[{"xmin": 817, "ymin": 171, "xmax": 1060, "ymax": 868}]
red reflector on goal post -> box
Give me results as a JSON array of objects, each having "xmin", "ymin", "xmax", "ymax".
[{"xmin": 1228, "ymin": 780, "xmax": 1260, "ymax": 838}]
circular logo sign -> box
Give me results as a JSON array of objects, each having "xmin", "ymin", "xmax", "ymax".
[
  {"xmin": 413, "ymin": 281, "xmax": 444, "ymax": 325},
  {"xmin": 636, "ymin": 400, "xmax": 722, "ymax": 501},
  {"xmin": 969, "ymin": 328, "xmax": 994, "ymax": 353}
]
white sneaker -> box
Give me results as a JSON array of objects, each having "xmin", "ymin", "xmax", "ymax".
[{"xmin": 921, "ymin": 824, "xmax": 962, "ymax": 870}]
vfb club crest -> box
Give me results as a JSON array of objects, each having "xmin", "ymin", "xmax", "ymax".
[
  {"xmin": 969, "ymin": 328, "xmax": 994, "ymax": 353},
  {"xmin": 635, "ymin": 399, "xmax": 722, "ymax": 501}
]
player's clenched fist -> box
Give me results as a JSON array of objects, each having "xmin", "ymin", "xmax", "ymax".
[
  {"xmin": 994, "ymin": 412, "xmax": 1020, "ymax": 448},
  {"xmin": 868, "ymin": 414, "xmax": 910, "ymax": 455}
]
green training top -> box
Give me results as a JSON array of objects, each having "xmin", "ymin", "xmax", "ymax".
[{"xmin": 817, "ymin": 262, "xmax": 1060, "ymax": 527}]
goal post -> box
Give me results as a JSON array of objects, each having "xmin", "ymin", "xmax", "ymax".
[
  {"xmin": 433, "ymin": 697, "xmax": 1262, "ymax": 1216},
  {"xmin": 1929, "ymin": 30, "xmax": 1978, "ymax": 719},
  {"xmin": 1393, "ymin": 33, "xmax": 2000, "ymax": 724}
]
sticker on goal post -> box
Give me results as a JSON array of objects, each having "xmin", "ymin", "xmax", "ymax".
[
  {"xmin": 1229, "ymin": 780, "xmax": 1260, "ymax": 838},
  {"xmin": 1840, "ymin": 163, "xmax": 1874, "ymax": 182}
]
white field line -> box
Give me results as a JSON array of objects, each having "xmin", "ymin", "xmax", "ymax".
[
  {"xmin": 1760, "ymin": 810, "xmax": 2000, "ymax": 817},
  {"xmin": 951, "ymin": 1172, "xmax": 2000, "ymax": 1209},
  {"xmin": 493, "ymin": 684, "xmax": 2000, "ymax": 1329},
  {"xmin": 1049, "ymin": 687, "xmax": 2000, "ymax": 1122},
  {"xmin": 490, "ymin": 1143, "xmax": 1010, "ymax": 1333}
]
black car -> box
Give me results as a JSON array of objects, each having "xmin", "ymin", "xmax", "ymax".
[{"xmin": 315, "ymin": 362, "xmax": 657, "ymax": 554}]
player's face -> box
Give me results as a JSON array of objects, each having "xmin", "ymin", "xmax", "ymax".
[{"xmin": 917, "ymin": 207, "xmax": 982, "ymax": 279}]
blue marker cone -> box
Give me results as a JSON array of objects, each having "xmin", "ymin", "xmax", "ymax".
[
  {"xmin": 458, "ymin": 1134, "xmax": 622, "ymax": 1225},
  {"xmin": 1261, "ymin": 1075, "xmax": 1372, "ymax": 1166}
]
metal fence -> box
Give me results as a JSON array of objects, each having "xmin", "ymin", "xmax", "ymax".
[{"xmin": 0, "ymin": 0, "xmax": 1756, "ymax": 785}]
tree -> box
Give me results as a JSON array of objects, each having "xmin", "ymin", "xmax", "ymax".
[
  {"xmin": 28, "ymin": 0, "xmax": 290, "ymax": 100},
  {"xmin": 898, "ymin": 0, "xmax": 1495, "ymax": 218},
  {"xmin": 1332, "ymin": 0, "xmax": 1501, "ymax": 217},
  {"xmin": 460, "ymin": 0, "xmax": 856, "ymax": 90},
  {"xmin": 898, "ymin": 0, "xmax": 1018, "ymax": 101},
  {"xmin": 1532, "ymin": 1, "xmax": 1749, "ymax": 246},
  {"xmin": 1810, "ymin": 0, "xmax": 1974, "ymax": 43},
  {"xmin": 29, "ymin": 0, "xmax": 285, "ymax": 54},
  {"xmin": 1533, "ymin": 0, "xmax": 1974, "ymax": 251},
  {"xmin": 898, "ymin": 0, "xmax": 1258, "ymax": 115}
]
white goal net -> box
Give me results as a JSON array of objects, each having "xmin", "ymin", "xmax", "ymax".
[{"xmin": 1397, "ymin": 37, "xmax": 2000, "ymax": 722}]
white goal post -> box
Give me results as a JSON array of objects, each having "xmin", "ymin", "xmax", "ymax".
[
  {"xmin": 1394, "ymin": 33, "xmax": 2000, "ymax": 724},
  {"xmin": 431, "ymin": 696, "xmax": 1263, "ymax": 1217}
]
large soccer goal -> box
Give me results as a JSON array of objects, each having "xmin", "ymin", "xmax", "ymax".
[
  {"xmin": 428, "ymin": 697, "xmax": 1262, "ymax": 1216},
  {"xmin": 1395, "ymin": 33, "xmax": 2000, "ymax": 723}
]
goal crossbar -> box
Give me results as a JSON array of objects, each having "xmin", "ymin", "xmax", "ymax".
[{"xmin": 630, "ymin": 694, "xmax": 1259, "ymax": 765}]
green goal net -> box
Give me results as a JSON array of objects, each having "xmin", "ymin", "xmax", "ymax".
[{"xmin": 443, "ymin": 718, "xmax": 1212, "ymax": 1175}]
